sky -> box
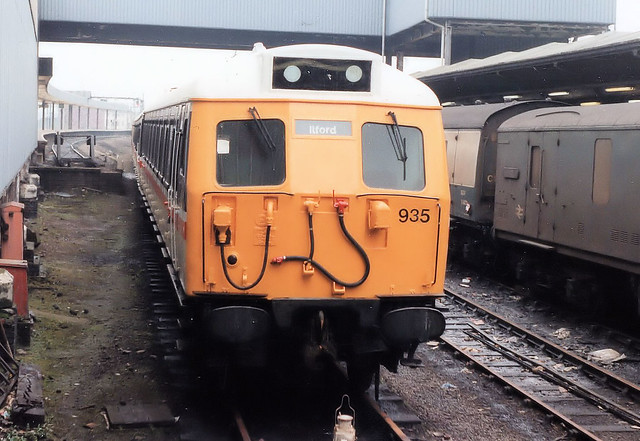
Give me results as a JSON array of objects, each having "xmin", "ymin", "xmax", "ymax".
[{"xmin": 39, "ymin": 0, "xmax": 640, "ymax": 100}]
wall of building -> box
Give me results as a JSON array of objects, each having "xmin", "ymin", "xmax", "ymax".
[{"xmin": 0, "ymin": 1, "xmax": 38, "ymax": 201}]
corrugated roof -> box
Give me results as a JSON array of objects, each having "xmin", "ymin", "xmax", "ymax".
[
  {"xmin": 39, "ymin": 0, "xmax": 382, "ymax": 36},
  {"xmin": 426, "ymin": 0, "xmax": 615, "ymax": 24},
  {"xmin": 413, "ymin": 30, "xmax": 640, "ymax": 105},
  {"xmin": 414, "ymin": 31, "xmax": 640, "ymax": 79}
]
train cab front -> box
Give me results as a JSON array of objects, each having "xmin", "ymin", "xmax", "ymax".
[
  {"xmin": 182, "ymin": 46, "xmax": 450, "ymax": 387},
  {"xmin": 194, "ymin": 176, "xmax": 449, "ymax": 383}
]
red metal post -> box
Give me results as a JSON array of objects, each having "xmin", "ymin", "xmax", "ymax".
[
  {"xmin": 0, "ymin": 203, "xmax": 29, "ymax": 317},
  {"xmin": 1, "ymin": 202, "xmax": 25, "ymax": 260}
]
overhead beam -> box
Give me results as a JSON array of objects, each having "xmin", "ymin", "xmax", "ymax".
[{"xmin": 39, "ymin": 21, "xmax": 382, "ymax": 52}]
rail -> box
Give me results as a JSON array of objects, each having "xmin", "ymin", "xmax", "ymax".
[{"xmin": 441, "ymin": 288, "xmax": 640, "ymax": 440}]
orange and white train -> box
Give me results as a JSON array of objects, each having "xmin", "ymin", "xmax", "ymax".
[{"xmin": 132, "ymin": 43, "xmax": 450, "ymax": 389}]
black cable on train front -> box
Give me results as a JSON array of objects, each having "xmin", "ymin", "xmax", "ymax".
[
  {"xmin": 219, "ymin": 225, "xmax": 271, "ymax": 290},
  {"xmin": 272, "ymin": 209, "xmax": 370, "ymax": 288},
  {"xmin": 307, "ymin": 211, "xmax": 315, "ymax": 260}
]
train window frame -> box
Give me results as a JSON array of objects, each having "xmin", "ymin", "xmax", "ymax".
[
  {"xmin": 592, "ymin": 138, "xmax": 612, "ymax": 205},
  {"xmin": 152, "ymin": 121, "xmax": 160, "ymax": 173},
  {"xmin": 215, "ymin": 118, "xmax": 286, "ymax": 187},
  {"xmin": 149, "ymin": 121, "xmax": 157, "ymax": 169},
  {"xmin": 166, "ymin": 123, "xmax": 177, "ymax": 187},
  {"xmin": 159, "ymin": 121, "xmax": 168, "ymax": 182},
  {"xmin": 176, "ymin": 112, "xmax": 191, "ymax": 211},
  {"xmin": 361, "ymin": 122, "xmax": 425, "ymax": 191},
  {"xmin": 445, "ymin": 129, "xmax": 480, "ymax": 187}
]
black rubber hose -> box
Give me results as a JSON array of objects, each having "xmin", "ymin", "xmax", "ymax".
[
  {"xmin": 275, "ymin": 211, "xmax": 370, "ymax": 288},
  {"xmin": 220, "ymin": 225, "xmax": 271, "ymax": 290},
  {"xmin": 307, "ymin": 212, "xmax": 315, "ymax": 260}
]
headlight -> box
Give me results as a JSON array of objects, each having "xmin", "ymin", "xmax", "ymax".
[
  {"xmin": 283, "ymin": 65, "xmax": 302, "ymax": 83},
  {"xmin": 345, "ymin": 65, "xmax": 363, "ymax": 83}
]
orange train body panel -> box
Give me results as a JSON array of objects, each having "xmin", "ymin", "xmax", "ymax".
[{"xmin": 182, "ymin": 100, "xmax": 450, "ymax": 299}]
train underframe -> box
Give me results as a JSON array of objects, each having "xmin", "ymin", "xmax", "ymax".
[
  {"xmin": 187, "ymin": 296, "xmax": 445, "ymax": 391},
  {"xmin": 450, "ymin": 219, "xmax": 640, "ymax": 323}
]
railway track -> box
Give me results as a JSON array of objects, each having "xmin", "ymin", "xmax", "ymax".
[
  {"xmin": 441, "ymin": 288, "xmax": 640, "ymax": 441},
  {"xmin": 138, "ymin": 191, "xmax": 417, "ymax": 441},
  {"xmin": 227, "ymin": 380, "xmax": 415, "ymax": 441}
]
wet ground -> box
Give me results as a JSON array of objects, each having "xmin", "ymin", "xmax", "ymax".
[{"xmin": 22, "ymin": 187, "xmax": 180, "ymax": 441}]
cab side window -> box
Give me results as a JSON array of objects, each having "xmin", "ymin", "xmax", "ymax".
[
  {"xmin": 216, "ymin": 119, "xmax": 286, "ymax": 186},
  {"xmin": 362, "ymin": 123, "xmax": 425, "ymax": 191}
]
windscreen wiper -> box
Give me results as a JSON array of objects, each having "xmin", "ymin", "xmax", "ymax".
[
  {"xmin": 387, "ymin": 111, "xmax": 408, "ymax": 181},
  {"xmin": 249, "ymin": 106, "xmax": 277, "ymax": 154}
]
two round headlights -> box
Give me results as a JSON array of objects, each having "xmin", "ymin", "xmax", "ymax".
[{"xmin": 283, "ymin": 64, "xmax": 364, "ymax": 84}]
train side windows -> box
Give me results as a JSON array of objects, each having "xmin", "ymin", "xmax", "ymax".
[
  {"xmin": 362, "ymin": 123, "xmax": 425, "ymax": 191},
  {"xmin": 144, "ymin": 123, "xmax": 150, "ymax": 157},
  {"xmin": 177, "ymin": 116, "xmax": 190, "ymax": 211},
  {"xmin": 592, "ymin": 138, "xmax": 612, "ymax": 205},
  {"xmin": 529, "ymin": 146, "xmax": 542, "ymax": 189},
  {"xmin": 151, "ymin": 122, "xmax": 159, "ymax": 168},
  {"xmin": 451, "ymin": 130, "xmax": 480, "ymax": 187},
  {"xmin": 157, "ymin": 124, "xmax": 164, "ymax": 175},
  {"xmin": 444, "ymin": 133, "xmax": 455, "ymax": 184},
  {"xmin": 160, "ymin": 123, "xmax": 169, "ymax": 180},
  {"xmin": 143, "ymin": 123, "xmax": 150, "ymax": 157},
  {"xmin": 155, "ymin": 123, "xmax": 162, "ymax": 173},
  {"xmin": 157, "ymin": 124, "xmax": 163, "ymax": 175},
  {"xmin": 139, "ymin": 122, "xmax": 147, "ymax": 156},
  {"xmin": 216, "ymin": 119, "xmax": 286, "ymax": 186},
  {"xmin": 162, "ymin": 122, "xmax": 171, "ymax": 183},
  {"xmin": 149, "ymin": 123, "xmax": 155, "ymax": 163},
  {"xmin": 165, "ymin": 125, "xmax": 175, "ymax": 183},
  {"xmin": 178, "ymin": 117, "xmax": 190, "ymax": 179}
]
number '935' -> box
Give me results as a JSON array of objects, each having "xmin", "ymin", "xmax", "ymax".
[{"xmin": 399, "ymin": 208, "xmax": 430, "ymax": 223}]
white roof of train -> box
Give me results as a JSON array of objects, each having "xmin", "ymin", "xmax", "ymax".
[{"xmin": 144, "ymin": 43, "xmax": 440, "ymax": 111}]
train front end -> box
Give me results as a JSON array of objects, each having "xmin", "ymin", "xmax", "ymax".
[{"xmin": 183, "ymin": 44, "xmax": 450, "ymax": 384}]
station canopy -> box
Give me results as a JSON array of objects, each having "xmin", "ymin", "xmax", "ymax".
[{"xmin": 414, "ymin": 32, "xmax": 640, "ymax": 106}]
